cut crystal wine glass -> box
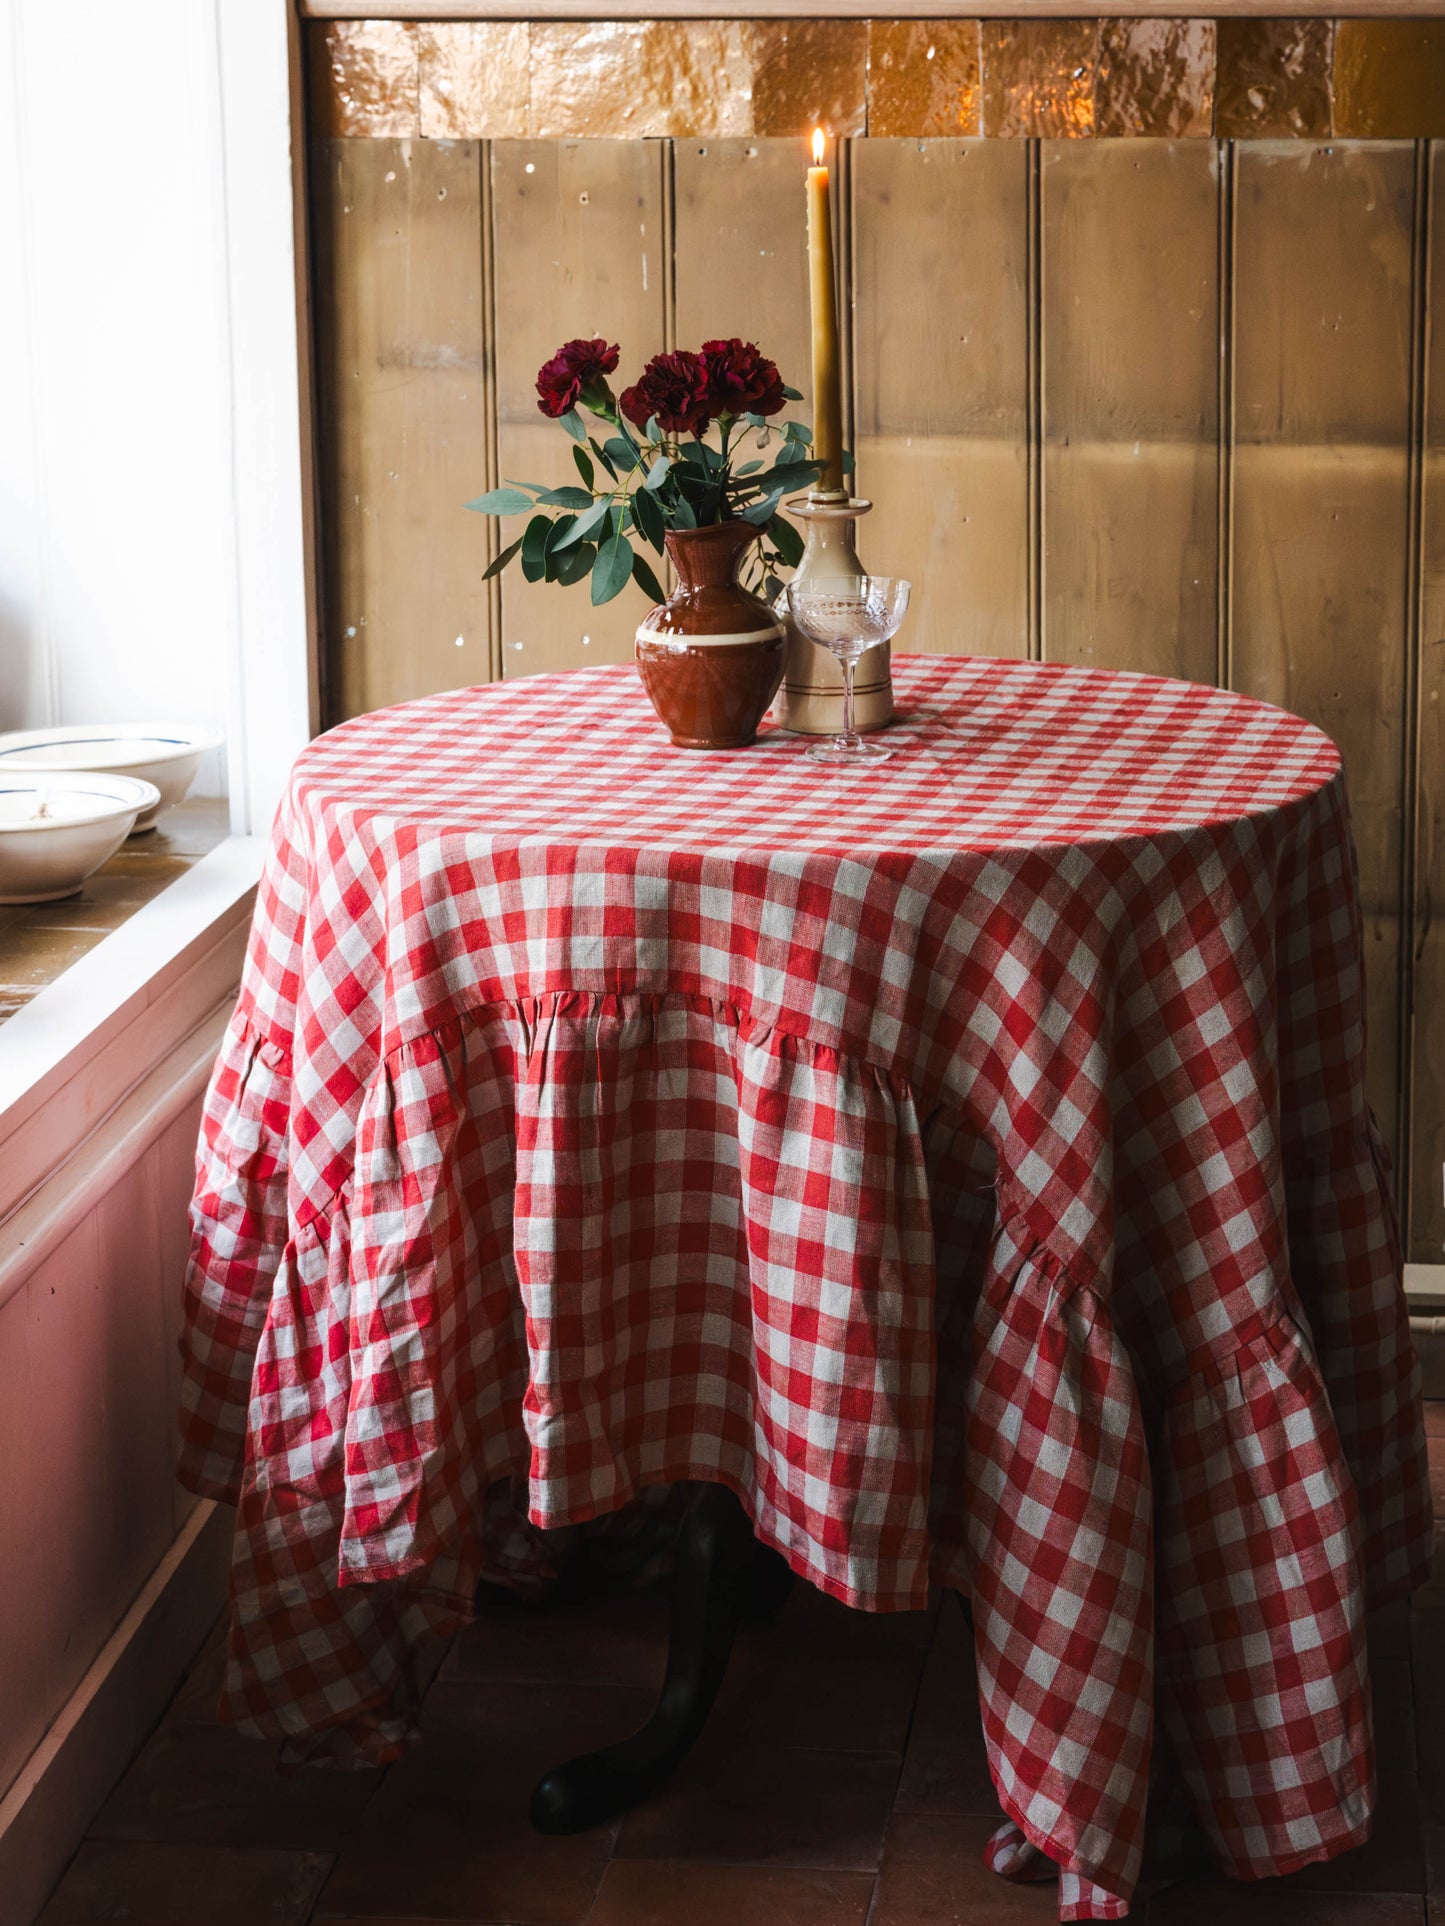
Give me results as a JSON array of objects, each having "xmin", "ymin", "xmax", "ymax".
[{"xmin": 785, "ymin": 576, "xmax": 911, "ymax": 764}]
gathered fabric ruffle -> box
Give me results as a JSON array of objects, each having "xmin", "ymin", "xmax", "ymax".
[
  {"xmin": 335, "ymin": 991, "xmax": 939, "ymax": 1607},
  {"xmin": 179, "ymin": 988, "xmax": 1401, "ymax": 1901},
  {"xmin": 179, "ymin": 1014, "xmax": 294, "ymax": 1503},
  {"xmin": 185, "ymin": 990, "xmax": 946, "ymax": 1762},
  {"xmin": 1285, "ymin": 1112, "xmax": 1431, "ymax": 1606},
  {"xmin": 960, "ymin": 1216, "xmax": 1374, "ymax": 1918}
]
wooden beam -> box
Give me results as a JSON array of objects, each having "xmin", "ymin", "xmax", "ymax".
[{"xmin": 301, "ymin": 3, "xmax": 1445, "ymax": 19}]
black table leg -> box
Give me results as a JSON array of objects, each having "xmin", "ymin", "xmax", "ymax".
[{"xmin": 530, "ymin": 1482, "xmax": 787, "ymax": 1834}]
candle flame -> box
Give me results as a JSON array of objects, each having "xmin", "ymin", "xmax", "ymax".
[{"xmin": 811, "ymin": 127, "xmax": 825, "ymax": 166}]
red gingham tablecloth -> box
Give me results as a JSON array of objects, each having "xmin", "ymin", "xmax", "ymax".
[{"xmin": 178, "ymin": 654, "xmax": 1431, "ymax": 1920}]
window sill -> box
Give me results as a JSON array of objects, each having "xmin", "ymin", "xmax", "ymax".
[
  {"xmin": 0, "ymin": 834, "xmax": 263, "ymax": 1279},
  {"xmin": 0, "ymin": 798, "xmax": 231, "ymax": 1028}
]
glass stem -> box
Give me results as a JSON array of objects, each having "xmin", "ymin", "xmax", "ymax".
[{"xmin": 841, "ymin": 652, "xmax": 860, "ymax": 748}]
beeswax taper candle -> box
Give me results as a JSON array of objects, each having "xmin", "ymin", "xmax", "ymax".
[{"xmin": 806, "ymin": 128, "xmax": 846, "ymax": 500}]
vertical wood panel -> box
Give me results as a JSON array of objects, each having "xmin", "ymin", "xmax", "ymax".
[
  {"xmin": 1042, "ymin": 141, "xmax": 1220, "ymax": 681},
  {"xmin": 491, "ymin": 139, "xmax": 666, "ymax": 676},
  {"xmin": 1232, "ymin": 142, "xmax": 1416, "ymax": 1160},
  {"xmin": 852, "ymin": 140, "xmax": 1030, "ymax": 660},
  {"xmin": 1411, "ymin": 140, "xmax": 1445, "ymax": 1260},
  {"xmin": 673, "ymin": 139, "xmax": 813, "ymax": 428},
  {"xmin": 315, "ymin": 138, "xmax": 491, "ymax": 722},
  {"xmin": 672, "ymin": 137, "xmax": 813, "ymax": 607}
]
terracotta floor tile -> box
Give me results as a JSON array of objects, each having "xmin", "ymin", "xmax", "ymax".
[
  {"xmin": 442, "ymin": 1578, "xmax": 671, "ymax": 1690},
  {"xmin": 88, "ymin": 1718, "xmax": 382, "ymax": 1851},
  {"xmin": 870, "ymin": 1811, "xmax": 1060, "ymax": 1924},
  {"xmin": 588, "ymin": 1860, "xmax": 876, "ymax": 1926},
  {"xmin": 1146, "ymin": 1884, "xmax": 1424, "ymax": 1924},
  {"xmin": 36, "ymin": 1839, "xmax": 330, "ymax": 1926},
  {"xmin": 378, "ymin": 1676, "xmax": 659, "ymax": 1839},
  {"xmin": 1278, "ymin": 1773, "xmax": 1424, "ymax": 1895},
  {"xmin": 708, "ymin": 1607, "xmax": 929, "ymax": 1756},
  {"xmin": 894, "ymin": 1597, "xmax": 997, "ymax": 1817},
  {"xmin": 317, "ymin": 1679, "xmax": 646, "ymax": 1922},
  {"xmin": 448, "ymin": 1573, "xmax": 930, "ymax": 1751},
  {"xmin": 318, "ymin": 1842, "xmax": 607, "ymax": 1926},
  {"xmin": 614, "ymin": 1740, "xmax": 897, "ymax": 1870}
]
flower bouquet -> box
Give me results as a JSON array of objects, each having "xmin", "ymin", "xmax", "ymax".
[{"xmin": 466, "ymin": 336, "xmax": 829, "ymax": 606}]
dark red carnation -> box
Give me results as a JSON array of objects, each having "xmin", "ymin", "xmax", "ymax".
[
  {"xmin": 619, "ymin": 350, "xmax": 713, "ymax": 437},
  {"xmin": 534, "ymin": 337, "xmax": 619, "ymax": 419},
  {"xmin": 700, "ymin": 338, "xmax": 786, "ymax": 419}
]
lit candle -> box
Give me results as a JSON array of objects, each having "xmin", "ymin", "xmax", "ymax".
[{"xmin": 806, "ymin": 127, "xmax": 846, "ymax": 499}]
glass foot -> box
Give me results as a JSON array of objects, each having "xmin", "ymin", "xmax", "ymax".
[{"xmin": 806, "ymin": 736, "xmax": 893, "ymax": 765}]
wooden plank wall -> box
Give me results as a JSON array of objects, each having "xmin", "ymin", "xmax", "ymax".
[{"xmin": 311, "ymin": 133, "xmax": 1445, "ymax": 1262}]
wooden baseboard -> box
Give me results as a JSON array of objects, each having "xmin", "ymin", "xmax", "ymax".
[{"xmin": 0, "ymin": 1501, "xmax": 231, "ymax": 1926}]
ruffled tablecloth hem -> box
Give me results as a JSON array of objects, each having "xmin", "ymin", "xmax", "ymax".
[{"xmin": 178, "ymin": 988, "xmax": 1418, "ymax": 1904}]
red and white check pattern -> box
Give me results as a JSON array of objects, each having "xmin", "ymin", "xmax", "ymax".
[{"xmin": 178, "ymin": 656, "xmax": 1430, "ymax": 1918}]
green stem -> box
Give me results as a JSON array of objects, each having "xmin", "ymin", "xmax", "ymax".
[{"xmin": 717, "ymin": 419, "xmax": 733, "ymax": 522}]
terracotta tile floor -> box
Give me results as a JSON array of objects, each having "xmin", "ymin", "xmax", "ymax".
[{"xmin": 39, "ymin": 1414, "xmax": 1445, "ymax": 1926}]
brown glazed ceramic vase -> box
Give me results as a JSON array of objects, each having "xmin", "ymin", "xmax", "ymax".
[{"xmin": 634, "ymin": 522, "xmax": 786, "ymax": 750}]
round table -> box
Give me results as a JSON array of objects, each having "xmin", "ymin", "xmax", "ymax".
[{"xmin": 179, "ymin": 654, "xmax": 1431, "ymax": 1920}]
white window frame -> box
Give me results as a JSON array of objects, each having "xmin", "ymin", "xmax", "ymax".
[{"xmin": 0, "ymin": 0, "xmax": 314, "ymax": 1125}]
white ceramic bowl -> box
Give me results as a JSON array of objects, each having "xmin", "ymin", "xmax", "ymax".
[
  {"xmin": 0, "ymin": 775, "xmax": 162, "ymax": 904},
  {"xmin": 0, "ymin": 724, "xmax": 224, "ymax": 833}
]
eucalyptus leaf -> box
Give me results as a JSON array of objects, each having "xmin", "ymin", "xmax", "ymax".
[
  {"xmin": 767, "ymin": 515, "xmax": 804, "ymax": 569},
  {"xmin": 572, "ymin": 445, "xmax": 595, "ymax": 490},
  {"xmin": 842, "ymin": 450, "xmax": 856, "ymax": 474},
  {"xmin": 631, "ymin": 550, "xmax": 667, "ymax": 605},
  {"xmin": 784, "ymin": 420, "xmax": 812, "ymax": 445},
  {"xmin": 741, "ymin": 489, "xmax": 785, "ymax": 526},
  {"xmin": 631, "ymin": 483, "xmax": 665, "ymax": 552},
  {"xmin": 481, "ymin": 534, "xmax": 524, "ymax": 581},
  {"xmin": 736, "ymin": 460, "xmax": 763, "ymax": 477},
  {"xmin": 591, "ymin": 530, "xmax": 634, "ymax": 605},
  {"xmin": 604, "ymin": 437, "xmax": 636, "ymax": 473},
  {"xmin": 464, "ymin": 486, "xmax": 536, "ymax": 517},
  {"xmin": 559, "ymin": 409, "xmax": 586, "ymax": 443},
  {"xmin": 644, "ymin": 455, "xmax": 672, "ymax": 491},
  {"xmin": 543, "ymin": 515, "xmax": 578, "ymax": 580},
  {"xmin": 554, "ymin": 540, "xmax": 595, "ymax": 587},
  {"xmin": 781, "ymin": 386, "xmax": 803, "ymax": 402},
  {"xmin": 740, "ymin": 412, "xmax": 768, "ymax": 430},
  {"xmin": 537, "ymin": 485, "xmax": 593, "ymax": 509},
  {"xmin": 645, "ymin": 415, "xmax": 662, "ymax": 444},
  {"xmin": 552, "ymin": 497, "xmax": 612, "ymax": 551},
  {"xmin": 590, "ymin": 438, "xmax": 618, "ymax": 479},
  {"xmin": 521, "ymin": 514, "xmax": 552, "ymax": 582},
  {"xmin": 671, "ymin": 493, "xmax": 697, "ymax": 530},
  {"xmin": 764, "ymin": 462, "xmax": 823, "ymax": 491}
]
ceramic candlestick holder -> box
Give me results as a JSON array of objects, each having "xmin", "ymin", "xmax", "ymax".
[{"xmin": 771, "ymin": 493, "xmax": 895, "ymax": 736}]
